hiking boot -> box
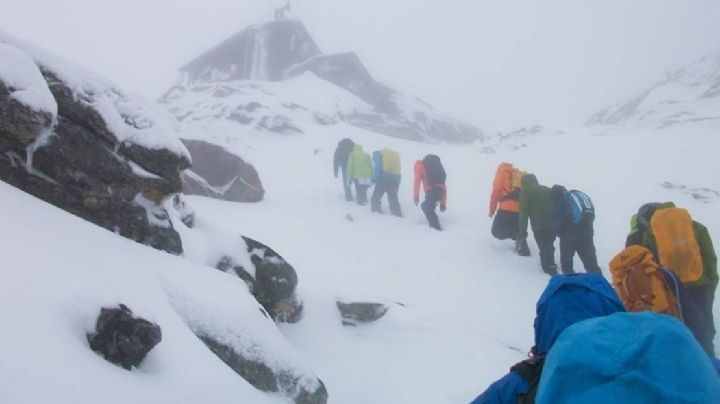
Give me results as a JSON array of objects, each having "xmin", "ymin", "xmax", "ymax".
[
  {"xmin": 516, "ymin": 239, "xmax": 531, "ymax": 257},
  {"xmin": 544, "ymin": 264, "xmax": 559, "ymax": 276}
]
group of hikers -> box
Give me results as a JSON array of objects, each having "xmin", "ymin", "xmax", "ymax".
[
  {"xmin": 333, "ymin": 138, "xmax": 448, "ymax": 230},
  {"xmin": 478, "ymin": 162, "xmax": 719, "ymax": 402},
  {"xmin": 334, "ymin": 140, "xmax": 719, "ymax": 401}
]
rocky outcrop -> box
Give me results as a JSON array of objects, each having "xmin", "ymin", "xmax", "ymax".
[
  {"xmin": 336, "ymin": 301, "xmax": 390, "ymax": 326},
  {"xmin": 0, "ymin": 41, "xmax": 190, "ymax": 254},
  {"xmin": 181, "ymin": 139, "xmax": 264, "ymax": 202}
]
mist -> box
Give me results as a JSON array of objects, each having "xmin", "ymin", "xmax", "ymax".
[{"xmin": 2, "ymin": 0, "xmax": 718, "ymax": 130}]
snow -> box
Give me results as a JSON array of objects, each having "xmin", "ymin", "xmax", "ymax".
[
  {"xmin": 0, "ymin": 43, "xmax": 57, "ymax": 117},
  {"xmin": 0, "ymin": 32, "xmax": 190, "ymax": 161}
]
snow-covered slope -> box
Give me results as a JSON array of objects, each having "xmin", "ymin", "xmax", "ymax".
[{"xmin": 587, "ymin": 53, "xmax": 720, "ymax": 129}]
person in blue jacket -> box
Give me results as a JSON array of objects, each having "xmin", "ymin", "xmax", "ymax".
[{"xmin": 469, "ymin": 274, "xmax": 625, "ymax": 404}]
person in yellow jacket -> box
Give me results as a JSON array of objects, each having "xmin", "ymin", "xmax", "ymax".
[
  {"xmin": 346, "ymin": 144, "xmax": 374, "ymax": 206},
  {"xmin": 371, "ymin": 148, "xmax": 403, "ymax": 217}
]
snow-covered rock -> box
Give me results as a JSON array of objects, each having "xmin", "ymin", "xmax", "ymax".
[
  {"xmin": 0, "ymin": 33, "xmax": 190, "ymax": 254},
  {"xmin": 164, "ymin": 19, "xmax": 483, "ymax": 143},
  {"xmin": 181, "ymin": 139, "xmax": 264, "ymax": 203},
  {"xmin": 587, "ymin": 53, "xmax": 720, "ymax": 129},
  {"xmin": 336, "ymin": 301, "xmax": 390, "ymax": 326}
]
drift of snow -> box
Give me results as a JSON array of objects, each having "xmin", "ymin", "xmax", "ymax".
[
  {"xmin": 0, "ymin": 31, "xmax": 190, "ymax": 161},
  {"xmin": 0, "ymin": 43, "xmax": 57, "ymax": 117}
]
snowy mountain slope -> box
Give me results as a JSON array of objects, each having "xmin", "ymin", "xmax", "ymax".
[
  {"xmin": 172, "ymin": 116, "xmax": 720, "ymax": 402},
  {"xmin": 587, "ymin": 53, "xmax": 720, "ymax": 129},
  {"xmin": 165, "ymin": 19, "xmax": 482, "ymax": 143}
]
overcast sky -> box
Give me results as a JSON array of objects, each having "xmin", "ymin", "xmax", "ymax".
[{"xmin": 2, "ymin": 0, "xmax": 719, "ymax": 131}]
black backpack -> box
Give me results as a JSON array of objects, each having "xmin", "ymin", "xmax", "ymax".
[
  {"xmin": 422, "ymin": 154, "xmax": 446, "ymax": 186},
  {"xmin": 511, "ymin": 356, "xmax": 545, "ymax": 404}
]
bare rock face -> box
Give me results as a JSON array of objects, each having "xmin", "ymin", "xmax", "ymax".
[
  {"xmin": 181, "ymin": 139, "xmax": 264, "ymax": 202},
  {"xmin": 0, "ymin": 43, "xmax": 189, "ymax": 254}
]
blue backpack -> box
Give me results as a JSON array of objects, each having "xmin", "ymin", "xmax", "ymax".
[{"xmin": 565, "ymin": 189, "xmax": 594, "ymax": 224}]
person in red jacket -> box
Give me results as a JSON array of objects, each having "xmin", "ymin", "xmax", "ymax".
[{"xmin": 413, "ymin": 154, "xmax": 447, "ymax": 231}]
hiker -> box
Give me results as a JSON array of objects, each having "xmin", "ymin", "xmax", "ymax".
[
  {"xmin": 413, "ymin": 154, "xmax": 447, "ymax": 231},
  {"xmin": 518, "ymin": 174, "xmax": 557, "ymax": 274},
  {"xmin": 345, "ymin": 144, "xmax": 373, "ymax": 206},
  {"xmin": 610, "ymin": 245, "xmax": 713, "ymax": 356},
  {"xmin": 333, "ymin": 138, "xmax": 355, "ymax": 201},
  {"xmin": 469, "ymin": 274, "xmax": 626, "ymax": 403},
  {"xmin": 371, "ymin": 148, "xmax": 402, "ymax": 217},
  {"xmin": 535, "ymin": 312, "xmax": 720, "ymax": 404},
  {"xmin": 625, "ymin": 202, "xmax": 718, "ymax": 355},
  {"xmin": 489, "ymin": 163, "xmax": 529, "ymax": 253},
  {"xmin": 550, "ymin": 185, "xmax": 601, "ymax": 274}
]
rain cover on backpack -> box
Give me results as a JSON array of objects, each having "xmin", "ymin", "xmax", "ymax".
[
  {"xmin": 651, "ymin": 208, "xmax": 704, "ymax": 283},
  {"xmin": 565, "ymin": 190, "xmax": 594, "ymax": 224},
  {"xmin": 609, "ymin": 245, "xmax": 681, "ymax": 319}
]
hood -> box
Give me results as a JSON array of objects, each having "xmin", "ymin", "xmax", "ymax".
[
  {"xmin": 537, "ymin": 312, "xmax": 720, "ymax": 403},
  {"xmin": 353, "ymin": 144, "xmax": 364, "ymax": 152},
  {"xmin": 522, "ymin": 173, "xmax": 539, "ymax": 188},
  {"xmin": 533, "ymin": 274, "xmax": 624, "ymax": 355},
  {"xmin": 497, "ymin": 162, "xmax": 513, "ymax": 174}
]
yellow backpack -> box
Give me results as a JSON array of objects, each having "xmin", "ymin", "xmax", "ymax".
[
  {"xmin": 510, "ymin": 168, "xmax": 526, "ymax": 190},
  {"xmin": 609, "ymin": 245, "xmax": 682, "ymax": 319},
  {"xmin": 380, "ymin": 148, "xmax": 401, "ymax": 175},
  {"xmin": 650, "ymin": 208, "xmax": 704, "ymax": 283}
]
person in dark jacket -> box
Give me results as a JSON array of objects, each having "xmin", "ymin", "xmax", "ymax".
[
  {"xmin": 413, "ymin": 154, "xmax": 447, "ymax": 231},
  {"xmin": 333, "ymin": 138, "xmax": 355, "ymax": 201},
  {"xmin": 518, "ymin": 174, "xmax": 557, "ymax": 275},
  {"xmin": 550, "ymin": 185, "xmax": 601, "ymax": 275},
  {"xmin": 469, "ymin": 274, "xmax": 626, "ymax": 403}
]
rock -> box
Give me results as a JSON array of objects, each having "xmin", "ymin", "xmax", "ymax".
[
  {"xmin": 336, "ymin": 301, "xmax": 389, "ymax": 326},
  {"xmin": 87, "ymin": 304, "xmax": 162, "ymax": 370},
  {"xmin": 199, "ymin": 336, "xmax": 328, "ymax": 404},
  {"xmin": 181, "ymin": 139, "xmax": 264, "ymax": 203},
  {"xmin": 0, "ymin": 43, "xmax": 190, "ymax": 254}
]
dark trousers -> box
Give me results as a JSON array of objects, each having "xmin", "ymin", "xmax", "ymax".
[
  {"xmin": 340, "ymin": 168, "xmax": 352, "ymax": 201},
  {"xmin": 421, "ymin": 187, "xmax": 442, "ymax": 231},
  {"xmin": 353, "ymin": 180, "xmax": 369, "ymax": 205},
  {"xmin": 492, "ymin": 210, "xmax": 518, "ymax": 241},
  {"xmin": 371, "ymin": 176, "xmax": 402, "ymax": 216},
  {"xmin": 559, "ymin": 224, "xmax": 601, "ymax": 275},
  {"xmin": 685, "ymin": 284, "xmax": 716, "ymax": 356},
  {"xmin": 533, "ymin": 229, "xmax": 557, "ymax": 275}
]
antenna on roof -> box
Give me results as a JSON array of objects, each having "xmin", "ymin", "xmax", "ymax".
[{"xmin": 274, "ymin": 1, "xmax": 291, "ymax": 20}]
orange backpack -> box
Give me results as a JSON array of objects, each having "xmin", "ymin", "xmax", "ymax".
[
  {"xmin": 609, "ymin": 245, "xmax": 682, "ymax": 319},
  {"xmin": 650, "ymin": 208, "xmax": 704, "ymax": 284}
]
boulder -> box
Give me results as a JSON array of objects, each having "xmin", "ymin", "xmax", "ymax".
[
  {"xmin": 181, "ymin": 139, "xmax": 264, "ymax": 202},
  {"xmin": 0, "ymin": 41, "xmax": 190, "ymax": 254},
  {"xmin": 242, "ymin": 236, "xmax": 303, "ymax": 323},
  {"xmin": 87, "ymin": 304, "xmax": 162, "ymax": 370},
  {"xmin": 200, "ymin": 336, "xmax": 328, "ymax": 404},
  {"xmin": 336, "ymin": 301, "xmax": 389, "ymax": 326}
]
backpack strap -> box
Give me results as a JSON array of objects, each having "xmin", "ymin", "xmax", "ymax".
[{"xmin": 511, "ymin": 356, "xmax": 545, "ymax": 404}]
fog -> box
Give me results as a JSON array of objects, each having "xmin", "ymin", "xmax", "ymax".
[{"xmin": 2, "ymin": 0, "xmax": 719, "ymax": 130}]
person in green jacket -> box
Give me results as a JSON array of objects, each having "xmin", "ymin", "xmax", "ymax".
[
  {"xmin": 346, "ymin": 144, "xmax": 374, "ymax": 206},
  {"xmin": 626, "ymin": 202, "xmax": 718, "ymax": 355},
  {"xmin": 518, "ymin": 174, "xmax": 558, "ymax": 275}
]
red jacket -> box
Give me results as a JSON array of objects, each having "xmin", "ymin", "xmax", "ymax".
[{"xmin": 413, "ymin": 160, "xmax": 447, "ymax": 206}]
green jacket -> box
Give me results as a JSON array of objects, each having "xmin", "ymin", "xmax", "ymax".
[
  {"xmin": 628, "ymin": 203, "xmax": 718, "ymax": 288},
  {"xmin": 518, "ymin": 173, "xmax": 554, "ymax": 237},
  {"xmin": 346, "ymin": 145, "xmax": 373, "ymax": 181}
]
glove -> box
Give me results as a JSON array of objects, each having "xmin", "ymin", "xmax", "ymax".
[
  {"xmin": 488, "ymin": 211, "xmax": 494, "ymax": 218},
  {"xmin": 440, "ymin": 204, "xmax": 446, "ymax": 212},
  {"xmin": 414, "ymin": 197, "xmax": 419, "ymax": 206}
]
